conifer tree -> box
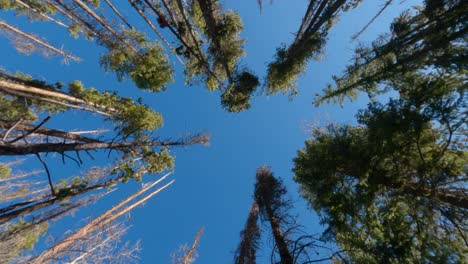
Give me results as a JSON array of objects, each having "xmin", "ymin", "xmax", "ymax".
[
  {"xmin": 0, "ymin": 70, "xmax": 207, "ymax": 260},
  {"xmin": 294, "ymin": 1, "xmax": 467, "ymax": 258},
  {"xmin": 236, "ymin": 167, "xmax": 345, "ymax": 264},
  {"xmin": 266, "ymin": 0, "xmax": 363, "ymax": 95},
  {"xmin": 316, "ymin": 0, "xmax": 467, "ymax": 105}
]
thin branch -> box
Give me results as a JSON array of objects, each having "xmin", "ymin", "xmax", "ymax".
[
  {"xmin": 1, "ymin": 118, "xmax": 22, "ymax": 142},
  {"xmin": 35, "ymin": 153, "xmax": 55, "ymax": 196},
  {"xmin": 352, "ymin": 0, "xmax": 393, "ymax": 40},
  {"xmin": 14, "ymin": 0, "xmax": 69, "ymax": 28},
  {"xmin": 8, "ymin": 116, "xmax": 51, "ymax": 143}
]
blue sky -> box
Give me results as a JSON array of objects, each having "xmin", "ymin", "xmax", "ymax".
[{"xmin": 0, "ymin": 0, "xmax": 421, "ymax": 263}]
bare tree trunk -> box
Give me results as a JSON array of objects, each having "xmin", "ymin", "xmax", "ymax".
[
  {"xmin": 14, "ymin": 0, "xmax": 69, "ymax": 28},
  {"xmin": 71, "ymin": 0, "xmax": 140, "ymax": 54},
  {"xmin": 264, "ymin": 204, "xmax": 293, "ymax": 264},
  {"xmin": 0, "ymin": 176, "xmax": 121, "ymax": 225},
  {"xmin": 180, "ymin": 227, "xmax": 204, "ymax": 264},
  {"xmin": 0, "ymin": 135, "xmax": 207, "ymax": 156},
  {"xmin": 0, "ymin": 20, "xmax": 80, "ymax": 62},
  {"xmin": 103, "ymin": 0, "xmax": 132, "ymax": 29},
  {"xmin": 29, "ymin": 175, "xmax": 174, "ymax": 264},
  {"xmin": 0, "ymin": 85, "xmax": 112, "ymax": 116},
  {"xmin": 0, "ymin": 119, "xmax": 104, "ymax": 143}
]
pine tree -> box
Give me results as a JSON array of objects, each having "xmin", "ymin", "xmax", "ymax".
[
  {"xmin": 294, "ymin": 74, "xmax": 467, "ymax": 262},
  {"xmin": 234, "ymin": 202, "xmax": 260, "ymax": 264},
  {"xmin": 293, "ymin": 2, "xmax": 467, "ymax": 262},
  {"xmin": 235, "ymin": 166, "xmax": 344, "ymax": 264},
  {"xmin": 0, "ymin": 70, "xmax": 207, "ymax": 260},
  {"xmin": 316, "ymin": 0, "xmax": 467, "ymax": 105},
  {"xmin": 1, "ymin": 0, "xmax": 260, "ymax": 111},
  {"xmin": 266, "ymin": 0, "xmax": 363, "ymax": 95}
]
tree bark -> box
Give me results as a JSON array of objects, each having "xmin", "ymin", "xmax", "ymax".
[
  {"xmin": 0, "ymin": 176, "xmax": 120, "ymax": 225},
  {"xmin": 264, "ymin": 203, "xmax": 293, "ymax": 264},
  {"xmin": 0, "ymin": 20, "xmax": 80, "ymax": 61},
  {"xmin": 0, "ymin": 79, "xmax": 117, "ymax": 113},
  {"xmin": 235, "ymin": 201, "xmax": 260, "ymax": 264},
  {"xmin": 0, "ymin": 139, "xmax": 198, "ymax": 156},
  {"xmin": 29, "ymin": 175, "xmax": 173, "ymax": 264},
  {"xmin": 0, "ymin": 119, "xmax": 104, "ymax": 143},
  {"xmin": 196, "ymin": 0, "xmax": 233, "ymax": 82}
]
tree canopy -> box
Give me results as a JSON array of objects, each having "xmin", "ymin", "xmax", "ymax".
[
  {"xmin": 1, "ymin": 0, "xmax": 467, "ymax": 262},
  {"xmin": 294, "ymin": 0, "xmax": 467, "ymax": 262}
]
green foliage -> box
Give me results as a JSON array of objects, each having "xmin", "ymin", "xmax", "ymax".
[
  {"xmin": 180, "ymin": 0, "xmax": 258, "ymax": 108},
  {"xmin": 266, "ymin": 35, "xmax": 324, "ymax": 95},
  {"xmin": 221, "ymin": 70, "xmax": 259, "ymax": 112},
  {"xmin": 266, "ymin": 0, "xmax": 362, "ymax": 96},
  {"xmin": 115, "ymin": 101, "xmax": 163, "ymax": 137},
  {"xmin": 0, "ymin": 0, "xmax": 56, "ymax": 21},
  {"xmin": 294, "ymin": 87, "xmax": 467, "ymax": 262},
  {"xmin": 317, "ymin": 0, "xmax": 467, "ymax": 105},
  {"xmin": 68, "ymin": 24, "xmax": 81, "ymax": 39},
  {"xmin": 55, "ymin": 176, "xmax": 89, "ymax": 200},
  {"xmin": 100, "ymin": 29, "xmax": 173, "ymax": 92},
  {"xmin": 68, "ymin": 80, "xmax": 163, "ymax": 136},
  {"xmin": 0, "ymin": 95, "xmax": 38, "ymax": 121},
  {"xmin": 0, "ymin": 164, "xmax": 11, "ymax": 178},
  {"xmin": 0, "ymin": 220, "xmax": 48, "ymax": 263},
  {"xmin": 112, "ymin": 147, "xmax": 174, "ymax": 182},
  {"xmin": 142, "ymin": 147, "xmax": 174, "ymax": 174},
  {"xmin": 293, "ymin": 121, "xmax": 466, "ymax": 262}
]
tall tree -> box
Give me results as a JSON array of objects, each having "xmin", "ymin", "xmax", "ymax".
[
  {"xmin": 234, "ymin": 201, "xmax": 260, "ymax": 264},
  {"xmin": 1, "ymin": 0, "xmax": 174, "ymax": 92},
  {"xmin": 316, "ymin": 0, "xmax": 467, "ymax": 105},
  {"xmin": 0, "ymin": 19, "xmax": 80, "ymax": 62},
  {"xmin": 27, "ymin": 174, "xmax": 174, "ymax": 263},
  {"xmin": 0, "ymin": 70, "xmax": 207, "ymax": 260},
  {"xmin": 255, "ymin": 166, "xmax": 294, "ymax": 264},
  {"xmin": 294, "ymin": 2, "xmax": 467, "ymax": 262},
  {"xmin": 235, "ymin": 166, "xmax": 342, "ymax": 264},
  {"xmin": 294, "ymin": 66, "xmax": 467, "ymax": 263},
  {"xmin": 172, "ymin": 227, "xmax": 205, "ymax": 264},
  {"xmin": 266, "ymin": 0, "xmax": 363, "ymax": 95},
  {"xmin": 294, "ymin": 121, "xmax": 467, "ymax": 262},
  {"xmin": 1, "ymin": 0, "xmax": 258, "ymax": 111}
]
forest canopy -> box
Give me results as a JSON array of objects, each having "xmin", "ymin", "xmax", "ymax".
[{"xmin": 0, "ymin": 0, "xmax": 466, "ymax": 263}]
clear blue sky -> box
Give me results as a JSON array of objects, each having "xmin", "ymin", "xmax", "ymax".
[{"xmin": 0, "ymin": 0, "xmax": 421, "ymax": 263}]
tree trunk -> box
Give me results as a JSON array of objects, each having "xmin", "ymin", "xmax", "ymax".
[
  {"xmin": 29, "ymin": 176, "xmax": 173, "ymax": 264},
  {"xmin": 0, "ymin": 119, "xmax": 103, "ymax": 143},
  {"xmin": 71, "ymin": 0, "xmax": 140, "ymax": 54},
  {"xmin": 0, "ymin": 79, "xmax": 117, "ymax": 113},
  {"xmin": 0, "ymin": 20, "xmax": 80, "ymax": 61},
  {"xmin": 264, "ymin": 203, "xmax": 293, "ymax": 264},
  {"xmin": 196, "ymin": 0, "xmax": 233, "ymax": 82},
  {"xmin": 0, "ymin": 139, "xmax": 200, "ymax": 156},
  {"xmin": 235, "ymin": 201, "xmax": 260, "ymax": 264},
  {"xmin": 0, "ymin": 177, "xmax": 121, "ymax": 225}
]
